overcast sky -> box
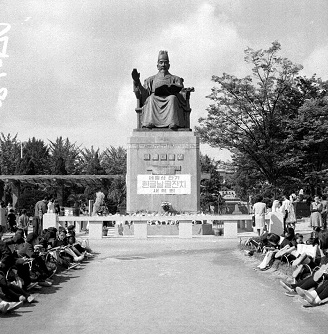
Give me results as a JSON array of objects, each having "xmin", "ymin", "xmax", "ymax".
[{"xmin": 1, "ymin": 0, "xmax": 327, "ymax": 161}]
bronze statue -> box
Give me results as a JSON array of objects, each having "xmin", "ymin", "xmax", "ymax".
[{"xmin": 132, "ymin": 51, "xmax": 193, "ymax": 129}]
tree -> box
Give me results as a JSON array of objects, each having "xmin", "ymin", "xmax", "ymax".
[
  {"xmin": 16, "ymin": 137, "xmax": 50, "ymax": 175},
  {"xmin": 101, "ymin": 146, "xmax": 127, "ymax": 175},
  {"xmin": 285, "ymin": 83, "xmax": 328, "ymax": 195},
  {"xmin": 199, "ymin": 153, "xmax": 221, "ymax": 212},
  {"xmin": 0, "ymin": 133, "xmax": 20, "ymax": 175},
  {"xmin": 48, "ymin": 137, "xmax": 81, "ymax": 175},
  {"xmin": 106, "ymin": 176, "xmax": 126, "ymax": 213},
  {"xmin": 197, "ymin": 41, "xmax": 318, "ymax": 196},
  {"xmin": 80, "ymin": 146, "xmax": 105, "ymax": 175}
]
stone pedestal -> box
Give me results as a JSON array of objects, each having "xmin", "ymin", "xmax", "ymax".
[
  {"xmin": 133, "ymin": 221, "xmax": 148, "ymax": 239},
  {"xmin": 89, "ymin": 221, "xmax": 103, "ymax": 239},
  {"xmin": 224, "ymin": 222, "xmax": 238, "ymax": 238},
  {"xmin": 127, "ymin": 130, "xmax": 200, "ymax": 213},
  {"xmin": 179, "ymin": 220, "xmax": 193, "ymax": 238},
  {"xmin": 268, "ymin": 212, "xmax": 284, "ymax": 235},
  {"xmin": 43, "ymin": 213, "xmax": 58, "ymax": 230}
]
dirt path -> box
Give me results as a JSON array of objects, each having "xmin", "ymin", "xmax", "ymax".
[{"xmin": 1, "ymin": 238, "xmax": 327, "ymax": 334}]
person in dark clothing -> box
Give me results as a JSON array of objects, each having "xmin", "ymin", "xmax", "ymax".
[
  {"xmin": 39, "ymin": 227, "xmax": 58, "ymax": 249},
  {"xmin": 53, "ymin": 230, "xmax": 84, "ymax": 262},
  {"xmin": 3, "ymin": 229, "xmax": 25, "ymax": 253},
  {"xmin": 0, "ymin": 226, "xmax": 37, "ymax": 300},
  {"xmin": 281, "ymin": 263, "xmax": 328, "ymax": 306},
  {"xmin": 17, "ymin": 232, "xmax": 53, "ymax": 285},
  {"xmin": 7, "ymin": 209, "xmax": 17, "ymax": 233},
  {"xmin": 33, "ymin": 196, "xmax": 48, "ymax": 236}
]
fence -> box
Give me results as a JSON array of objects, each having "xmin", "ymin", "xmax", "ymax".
[{"xmin": 43, "ymin": 212, "xmax": 264, "ymax": 239}]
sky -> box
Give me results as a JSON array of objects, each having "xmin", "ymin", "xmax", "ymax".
[{"xmin": 1, "ymin": 0, "xmax": 328, "ymax": 162}]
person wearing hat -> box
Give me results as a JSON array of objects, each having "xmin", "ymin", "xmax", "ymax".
[{"xmin": 132, "ymin": 50, "xmax": 189, "ymax": 129}]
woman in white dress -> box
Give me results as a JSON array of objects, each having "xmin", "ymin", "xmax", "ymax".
[
  {"xmin": 310, "ymin": 196, "xmax": 323, "ymax": 229},
  {"xmin": 252, "ymin": 195, "xmax": 267, "ymax": 236}
]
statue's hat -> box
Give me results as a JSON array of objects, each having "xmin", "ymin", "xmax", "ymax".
[{"xmin": 158, "ymin": 50, "xmax": 169, "ymax": 61}]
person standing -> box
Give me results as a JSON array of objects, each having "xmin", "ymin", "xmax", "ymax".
[
  {"xmin": 47, "ymin": 197, "xmax": 55, "ymax": 213},
  {"xmin": 54, "ymin": 199, "xmax": 60, "ymax": 215},
  {"xmin": 321, "ymin": 195, "xmax": 328, "ymax": 230},
  {"xmin": 33, "ymin": 196, "xmax": 48, "ymax": 236},
  {"xmin": 18, "ymin": 209, "xmax": 29, "ymax": 237},
  {"xmin": 7, "ymin": 209, "xmax": 17, "ymax": 233},
  {"xmin": 281, "ymin": 194, "xmax": 296, "ymax": 232},
  {"xmin": 218, "ymin": 193, "xmax": 225, "ymax": 215},
  {"xmin": 252, "ymin": 195, "xmax": 267, "ymax": 236},
  {"xmin": 310, "ymin": 196, "xmax": 323, "ymax": 230}
]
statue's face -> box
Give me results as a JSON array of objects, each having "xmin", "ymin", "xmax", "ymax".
[{"xmin": 157, "ymin": 59, "xmax": 170, "ymax": 73}]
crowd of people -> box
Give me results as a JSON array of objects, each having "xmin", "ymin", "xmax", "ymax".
[
  {"xmin": 0, "ymin": 223, "xmax": 94, "ymax": 315},
  {"xmin": 251, "ymin": 193, "xmax": 328, "ymax": 237},
  {"xmin": 246, "ymin": 192, "xmax": 328, "ymax": 307}
]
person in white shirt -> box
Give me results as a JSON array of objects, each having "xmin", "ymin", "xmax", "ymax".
[{"xmin": 252, "ymin": 195, "xmax": 267, "ymax": 236}]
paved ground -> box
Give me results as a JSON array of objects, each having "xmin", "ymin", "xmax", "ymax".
[{"xmin": 1, "ymin": 235, "xmax": 328, "ymax": 334}]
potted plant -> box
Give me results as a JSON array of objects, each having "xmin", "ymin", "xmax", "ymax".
[{"xmin": 161, "ymin": 201, "xmax": 171, "ymax": 213}]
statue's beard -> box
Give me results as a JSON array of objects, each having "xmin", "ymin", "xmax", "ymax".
[{"xmin": 158, "ymin": 68, "xmax": 168, "ymax": 74}]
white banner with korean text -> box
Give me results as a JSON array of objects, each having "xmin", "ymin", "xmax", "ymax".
[{"xmin": 137, "ymin": 175, "xmax": 191, "ymax": 194}]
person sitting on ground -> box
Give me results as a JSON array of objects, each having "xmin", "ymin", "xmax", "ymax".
[
  {"xmin": 66, "ymin": 225, "xmax": 93, "ymax": 253},
  {"xmin": 297, "ymin": 279, "xmax": 328, "ymax": 306},
  {"xmin": 281, "ymin": 262, "xmax": 328, "ymax": 306},
  {"xmin": 66, "ymin": 225, "xmax": 76, "ymax": 237},
  {"xmin": 0, "ymin": 297, "xmax": 24, "ymax": 314},
  {"xmin": 3, "ymin": 229, "xmax": 26, "ymax": 255},
  {"xmin": 0, "ymin": 226, "xmax": 37, "ymax": 301},
  {"xmin": 280, "ymin": 262, "xmax": 328, "ymax": 297},
  {"xmin": 53, "ymin": 230, "xmax": 84, "ymax": 263},
  {"xmin": 295, "ymin": 233, "xmax": 304, "ymax": 244},
  {"xmin": 67, "ymin": 235, "xmax": 93, "ymax": 258},
  {"xmin": 17, "ymin": 232, "xmax": 53, "ymax": 286},
  {"xmin": 272, "ymin": 228, "xmax": 299, "ymax": 262},
  {"xmin": 257, "ymin": 228, "xmax": 299, "ymax": 270},
  {"xmin": 38, "ymin": 227, "xmax": 58, "ymax": 249}
]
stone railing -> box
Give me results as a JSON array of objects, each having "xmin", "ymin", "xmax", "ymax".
[
  {"xmin": 43, "ymin": 212, "xmax": 270, "ymax": 239},
  {"xmin": 43, "ymin": 212, "xmax": 284, "ymax": 240}
]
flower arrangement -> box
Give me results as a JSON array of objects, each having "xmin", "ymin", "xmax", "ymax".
[{"xmin": 161, "ymin": 201, "xmax": 171, "ymax": 212}]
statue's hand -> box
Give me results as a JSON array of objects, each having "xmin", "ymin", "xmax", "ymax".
[{"xmin": 131, "ymin": 68, "xmax": 140, "ymax": 83}]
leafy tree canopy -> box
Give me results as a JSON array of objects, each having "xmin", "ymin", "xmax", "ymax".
[
  {"xmin": 101, "ymin": 146, "xmax": 127, "ymax": 175},
  {"xmin": 48, "ymin": 137, "xmax": 81, "ymax": 175},
  {"xmin": 197, "ymin": 41, "xmax": 328, "ymax": 198},
  {"xmin": 0, "ymin": 133, "xmax": 20, "ymax": 175}
]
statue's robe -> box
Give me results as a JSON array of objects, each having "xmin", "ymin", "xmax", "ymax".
[{"xmin": 134, "ymin": 72, "xmax": 189, "ymax": 128}]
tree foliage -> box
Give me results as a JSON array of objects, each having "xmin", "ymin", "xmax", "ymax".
[
  {"xmin": 197, "ymin": 41, "xmax": 328, "ymax": 197},
  {"xmin": 16, "ymin": 137, "xmax": 50, "ymax": 175},
  {"xmin": 80, "ymin": 146, "xmax": 105, "ymax": 175},
  {"xmin": 48, "ymin": 137, "xmax": 81, "ymax": 175},
  {"xmin": 0, "ymin": 133, "xmax": 20, "ymax": 175},
  {"xmin": 199, "ymin": 153, "xmax": 221, "ymax": 211},
  {"xmin": 101, "ymin": 146, "xmax": 127, "ymax": 175}
]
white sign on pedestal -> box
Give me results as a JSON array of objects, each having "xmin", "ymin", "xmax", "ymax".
[{"xmin": 137, "ymin": 174, "xmax": 191, "ymax": 194}]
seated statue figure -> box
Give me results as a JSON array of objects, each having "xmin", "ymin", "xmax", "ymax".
[{"xmin": 132, "ymin": 50, "xmax": 192, "ymax": 129}]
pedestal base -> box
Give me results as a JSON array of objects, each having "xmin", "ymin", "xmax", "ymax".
[{"xmin": 127, "ymin": 131, "xmax": 200, "ymax": 213}]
